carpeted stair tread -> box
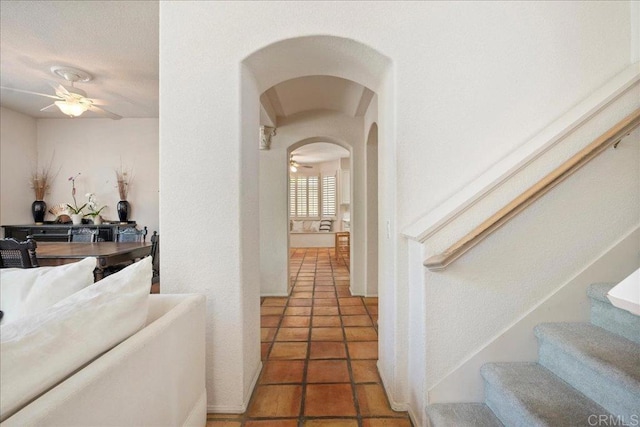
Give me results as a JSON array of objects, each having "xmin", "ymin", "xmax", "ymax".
[
  {"xmin": 535, "ymin": 322, "xmax": 640, "ymax": 419},
  {"xmin": 535, "ymin": 322, "xmax": 640, "ymax": 386},
  {"xmin": 481, "ymin": 362, "xmax": 610, "ymax": 426},
  {"xmin": 426, "ymin": 403, "xmax": 503, "ymax": 427},
  {"xmin": 587, "ymin": 283, "xmax": 616, "ymax": 304}
]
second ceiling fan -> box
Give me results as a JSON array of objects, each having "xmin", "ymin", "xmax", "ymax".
[{"xmin": 290, "ymin": 154, "xmax": 313, "ymax": 172}]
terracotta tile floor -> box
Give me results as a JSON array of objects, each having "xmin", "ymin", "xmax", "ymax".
[{"xmin": 207, "ymin": 247, "xmax": 412, "ymax": 427}]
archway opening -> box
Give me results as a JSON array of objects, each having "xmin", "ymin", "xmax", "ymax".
[
  {"xmin": 287, "ymin": 141, "xmax": 351, "ymax": 292},
  {"xmin": 242, "ymin": 35, "xmax": 399, "ymax": 413}
]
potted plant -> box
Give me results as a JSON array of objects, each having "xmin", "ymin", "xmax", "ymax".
[
  {"xmin": 66, "ymin": 173, "xmax": 86, "ymax": 225},
  {"xmin": 85, "ymin": 193, "xmax": 107, "ymax": 225},
  {"xmin": 115, "ymin": 164, "xmax": 133, "ymax": 223},
  {"xmin": 29, "ymin": 155, "xmax": 58, "ymax": 224}
]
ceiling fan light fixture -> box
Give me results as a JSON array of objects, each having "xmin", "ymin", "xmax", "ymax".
[
  {"xmin": 50, "ymin": 66, "xmax": 92, "ymax": 83},
  {"xmin": 290, "ymin": 155, "xmax": 300, "ymax": 172},
  {"xmin": 55, "ymin": 100, "xmax": 88, "ymax": 117}
]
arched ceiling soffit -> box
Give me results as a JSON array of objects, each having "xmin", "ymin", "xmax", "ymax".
[
  {"xmin": 287, "ymin": 136, "xmax": 351, "ymax": 164},
  {"xmin": 243, "ymin": 35, "xmax": 390, "ymax": 94},
  {"xmin": 261, "ymin": 75, "xmax": 375, "ymax": 122},
  {"xmin": 291, "ymin": 142, "xmax": 350, "ymax": 164}
]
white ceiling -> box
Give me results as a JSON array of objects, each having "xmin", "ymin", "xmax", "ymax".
[
  {"xmin": 261, "ymin": 75, "xmax": 373, "ymax": 125},
  {"xmin": 0, "ymin": 0, "xmax": 368, "ymax": 168},
  {"xmin": 0, "ymin": 1, "xmax": 159, "ymax": 119},
  {"xmin": 261, "ymin": 75, "xmax": 369, "ymax": 163}
]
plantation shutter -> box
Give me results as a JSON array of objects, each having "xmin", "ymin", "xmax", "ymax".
[
  {"xmin": 308, "ymin": 176, "xmax": 319, "ymax": 217},
  {"xmin": 289, "ymin": 174, "xmax": 322, "ymax": 218},
  {"xmin": 322, "ymin": 175, "xmax": 336, "ymax": 217},
  {"xmin": 296, "ymin": 176, "xmax": 308, "ymax": 217},
  {"xmin": 289, "ymin": 176, "xmax": 296, "ymax": 217}
]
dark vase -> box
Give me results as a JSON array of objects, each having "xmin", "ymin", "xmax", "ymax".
[
  {"xmin": 32, "ymin": 200, "xmax": 46, "ymax": 224},
  {"xmin": 117, "ymin": 200, "xmax": 130, "ymax": 223}
]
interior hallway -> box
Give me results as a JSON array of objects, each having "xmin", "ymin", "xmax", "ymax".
[{"xmin": 207, "ymin": 247, "xmax": 411, "ymax": 426}]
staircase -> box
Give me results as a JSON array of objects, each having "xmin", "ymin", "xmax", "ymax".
[{"xmin": 426, "ymin": 283, "xmax": 640, "ymax": 426}]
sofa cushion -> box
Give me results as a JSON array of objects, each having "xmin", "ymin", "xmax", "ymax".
[
  {"xmin": 0, "ymin": 256, "xmax": 152, "ymax": 422},
  {"xmin": 0, "ymin": 257, "xmax": 96, "ymax": 324}
]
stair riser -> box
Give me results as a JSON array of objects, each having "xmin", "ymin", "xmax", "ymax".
[
  {"xmin": 538, "ymin": 341, "xmax": 640, "ymax": 420},
  {"xmin": 484, "ymin": 382, "xmax": 553, "ymax": 427},
  {"xmin": 590, "ymin": 299, "xmax": 640, "ymax": 344},
  {"xmin": 485, "ymin": 379, "xmax": 615, "ymax": 427},
  {"xmin": 425, "ymin": 403, "xmax": 503, "ymax": 427}
]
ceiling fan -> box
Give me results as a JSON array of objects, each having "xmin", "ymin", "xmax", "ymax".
[
  {"xmin": 0, "ymin": 66, "xmax": 121, "ymax": 120},
  {"xmin": 290, "ymin": 154, "xmax": 313, "ymax": 172}
]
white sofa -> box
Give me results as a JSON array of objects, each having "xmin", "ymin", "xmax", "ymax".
[{"xmin": 1, "ymin": 294, "xmax": 207, "ymax": 427}]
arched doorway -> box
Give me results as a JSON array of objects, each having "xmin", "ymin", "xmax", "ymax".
[
  {"xmin": 287, "ymin": 140, "xmax": 352, "ymax": 293},
  {"xmin": 240, "ymin": 35, "xmax": 399, "ymax": 413}
]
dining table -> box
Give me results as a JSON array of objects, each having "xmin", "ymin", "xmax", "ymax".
[{"xmin": 36, "ymin": 241, "xmax": 152, "ymax": 281}]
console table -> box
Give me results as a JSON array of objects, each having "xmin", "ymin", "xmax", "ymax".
[{"xmin": 2, "ymin": 222, "xmax": 137, "ymax": 242}]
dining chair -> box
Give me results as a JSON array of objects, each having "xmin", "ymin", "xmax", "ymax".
[
  {"xmin": 334, "ymin": 231, "xmax": 350, "ymax": 261},
  {"xmin": 68, "ymin": 228, "xmax": 99, "ymax": 243},
  {"xmin": 102, "ymin": 227, "xmax": 151, "ymax": 279},
  {"xmin": 150, "ymin": 231, "xmax": 160, "ymax": 293},
  {"xmin": 115, "ymin": 226, "xmax": 148, "ymax": 243},
  {"xmin": 0, "ymin": 237, "xmax": 39, "ymax": 268}
]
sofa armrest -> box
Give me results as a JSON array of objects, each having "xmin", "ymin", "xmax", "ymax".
[{"xmin": 2, "ymin": 294, "xmax": 207, "ymax": 427}]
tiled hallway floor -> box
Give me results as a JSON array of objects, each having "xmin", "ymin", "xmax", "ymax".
[{"xmin": 207, "ymin": 247, "xmax": 412, "ymax": 427}]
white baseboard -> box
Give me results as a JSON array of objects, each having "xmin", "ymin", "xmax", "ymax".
[
  {"xmin": 207, "ymin": 361, "xmax": 263, "ymax": 414},
  {"xmin": 428, "ymin": 225, "xmax": 640, "ymax": 404},
  {"xmin": 244, "ymin": 360, "xmax": 262, "ymax": 409},
  {"xmin": 377, "ymin": 361, "xmax": 421, "ymax": 427},
  {"xmin": 206, "ymin": 404, "xmax": 246, "ymax": 413}
]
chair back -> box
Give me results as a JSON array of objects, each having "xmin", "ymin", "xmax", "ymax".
[
  {"xmin": 150, "ymin": 231, "xmax": 160, "ymax": 283},
  {"xmin": 115, "ymin": 226, "xmax": 148, "ymax": 243},
  {"xmin": 68, "ymin": 228, "xmax": 99, "ymax": 242},
  {"xmin": 0, "ymin": 237, "xmax": 39, "ymax": 268}
]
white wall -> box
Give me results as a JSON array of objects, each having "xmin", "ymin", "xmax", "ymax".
[
  {"xmin": 395, "ymin": 2, "xmax": 631, "ymax": 227},
  {"xmin": 239, "ymin": 65, "xmax": 263, "ymax": 407},
  {"xmin": 364, "ymin": 96, "xmax": 379, "ymax": 297},
  {"xmin": 160, "ymin": 2, "xmax": 635, "ymax": 423},
  {"xmin": 259, "ymin": 139, "xmax": 289, "ymax": 296},
  {"xmin": 36, "ymin": 119, "xmax": 159, "ymax": 234},
  {"xmin": 0, "ymin": 107, "xmax": 37, "ymax": 233},
  {"xmin": 259, "ymin": 110, "xmax": 363, "ymax": 296}
]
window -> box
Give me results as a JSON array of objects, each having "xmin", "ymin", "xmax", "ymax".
[
  {"xmin": 290, "ymin": 175, "xmax": 319, "ymax": 218},
  {"xmin": 289, "ymin": 173, "xmax": 336, "ymax": 218},
  {"xmin": 322, "ymin": 175, "xmax": 336, "ymax": 217}
]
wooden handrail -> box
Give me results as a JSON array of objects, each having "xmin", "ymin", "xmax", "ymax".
[{"xmin": 424, "ymin": 108, "xmax": 640, "ymax": 271}]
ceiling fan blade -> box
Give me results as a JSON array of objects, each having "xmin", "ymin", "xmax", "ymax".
[
  {"xmin": 48, "ymin": 82, "xmax": 70, "ymax": 97},
  {"xmin": 40, "ymin": 103, "xmax": 57, "ymax": 112},
  {"xmin": 88, "ymin": 104, "xmax": 122, "ymax": 120},
  {"xmin": 0, "ymin": 86, "xmax": 62, "ymax": 100},
  {"xmin": 87, "ymin": 98, "xmax": 108, "ymax": 106},
  {"xmin": 302, "ymin": 165, "xmax": 313, "ymax": 168}
]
